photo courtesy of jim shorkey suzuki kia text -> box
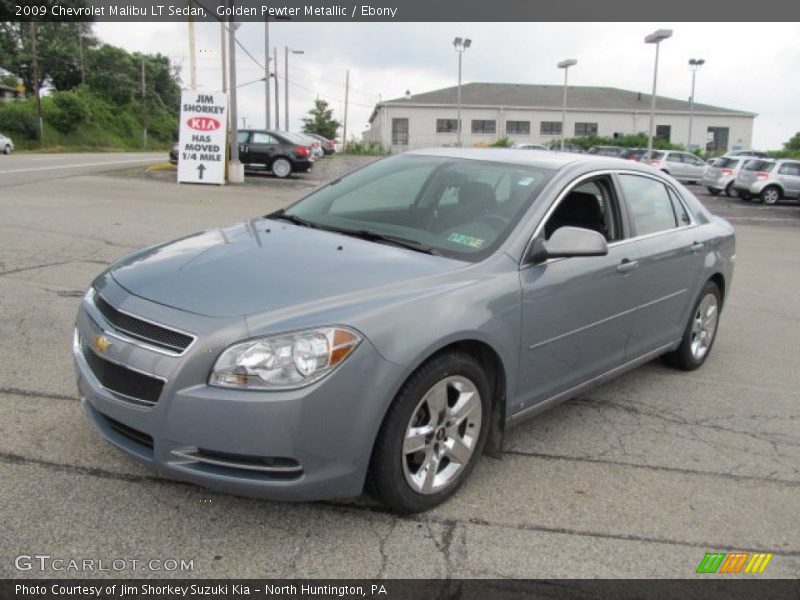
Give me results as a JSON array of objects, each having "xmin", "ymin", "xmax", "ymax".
[{"xmin": 14, "ymin": 584, "xmax": 387, "ymax": 596}]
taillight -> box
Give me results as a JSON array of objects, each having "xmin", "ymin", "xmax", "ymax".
[
  {"xmin": 294, "ymin": 145, "xmax": 309, "ymax": 157},
  {"xmin": 756, "ymin": 172, "xmax": 769, "ymax": 180},
  {"xmin": 650, "ymin": 160, "xmax": 660, "ymax": 166},
  {"xmin": 721, "ymin": 168, "xmax": 733, "ymax": 175}
]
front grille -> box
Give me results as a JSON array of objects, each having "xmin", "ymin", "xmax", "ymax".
[
  {"xmin": 103, "ymin": 415, "xmax": 154, "ymax": 449},
  {"xmin": 81, "ymin": 343, "xmax": 164, "ymax": 405},
  {"xmin": 94, "ymin": 294, "xmax": 193, "ymax": 353}
]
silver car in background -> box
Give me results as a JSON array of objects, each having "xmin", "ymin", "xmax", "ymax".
[
  {"xmin": 733, "ymin": 158, "xmax": 800, "ymax": 204},
  {"xmin": 0, "ymin": 131, "xmax": 13, "ymax": 154},
  {"xmin": 73, "ymin": 149, "xmax": 735, "ymax": 513},
  {"xmin": 646, "ymin": 150, "xmax": 708, "ymax": 183},
  {"xmin": 701, "ymin": 156, "xmax": 754, "ymax": 197}
]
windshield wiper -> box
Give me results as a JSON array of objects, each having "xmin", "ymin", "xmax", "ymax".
[
  {"xmin": 324, "ymin": 226, "xmax": 441, "ymax": 256},
  {"xmin": 266, "ymin": 210, "xmax": 319, "ymax": 228}
]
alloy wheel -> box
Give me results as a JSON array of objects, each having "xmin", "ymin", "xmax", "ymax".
[
  {"xmin": 402, "ymin": 375, "xmax": 482, "ymax": 495},
  {"xmin": 272, "ymin": 158, "xmax": 291, "ymax": 178},
  {"xmin": 690, "ymin": 293, "xmax": 719, "ymax": 361}
]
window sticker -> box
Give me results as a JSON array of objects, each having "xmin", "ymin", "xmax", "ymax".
[
  {"xmin": 517, "ymin": 177, "xmax": 535, "ymax": 186},
  {"xmin": 447, "ymin": 233, "xmax": 485, "ymax": 249}
]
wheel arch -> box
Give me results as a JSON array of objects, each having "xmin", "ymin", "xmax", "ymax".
[{"xmin": 709, "ymin": 272, "xmax": 726, "ymax": 308}]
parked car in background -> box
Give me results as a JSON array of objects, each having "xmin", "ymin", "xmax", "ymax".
[
  {"xmin": 0, "ymin": 132, "xmax": 14, "ymax": 154},
  {"xmin": 618, "ymin": 148, "xmax": 648, "ymax": 162},
  {"xmin": 511, "ymin": 143, "xmax": 549, "ymax": 151},
  {"xmin": 733, "ymin": 158, "xmax": 800, "ymax": 204},
  {"xmin": 169, "ymin": 142, "xmax": 179, "ymax": 165},
  {"xmin": 645, "ymin": 150, "xmax": 708, "ymax": 183},
  {"xmin": 587, "ymin": 145, "xmax": 625, "ymax": 157},
  {"xmin": 288, "ymin": 132, "xmax": 323, "ymax": 160},
  {"xmin": 74, "ymin": 148, "xmax": 735, "ymax": 513},
  {"xmin": 307, "ymin": 133, "xmax": 336, "ymax": 156},
  {"xmin": 701, "ymin": 156, "xmax": 754, "ymax": 197},
  {"xmin": 237, "ymin": 129, "xmax": 313, "ymax": 178},
  {"xmin": 727, "ymin": 150, "xmax": 767, "ymax": 159}
]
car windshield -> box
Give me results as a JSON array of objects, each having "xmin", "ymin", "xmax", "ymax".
[
  {"xmin": 279, "ymin": 154, "xmax": 555, "ymax": 261},
  {"xmin": 743, "ymin": 160, "xmax": 775, "ymax": 172}
]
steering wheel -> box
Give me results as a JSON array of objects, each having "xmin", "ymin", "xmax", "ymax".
[{"xmin": 474, "ymin": 213, "xmax": 511, "ymax": 232}]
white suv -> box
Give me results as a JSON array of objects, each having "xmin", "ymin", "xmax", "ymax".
[{"xmin": 645, "ymin": 150, "xmax": 708, "ymax": 183}]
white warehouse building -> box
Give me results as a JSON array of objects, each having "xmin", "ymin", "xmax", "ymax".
[{"xmin": 364, "ymin": 83, "xmax": 756, "ymax": 153}]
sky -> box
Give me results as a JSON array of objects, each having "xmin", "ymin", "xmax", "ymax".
[{"xmin": 94, "ymin": 21, "xmax": 800, "ymax": 149}]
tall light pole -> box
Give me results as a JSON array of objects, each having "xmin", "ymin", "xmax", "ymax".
[
  {"xmin": 687, "ymin": 58, "xmax": 705, "ymax": 151},
  {"xmin": 645, "ymin": 29, "xmax": 672, "ymax": 156},
  {"xmin": 228, "ymin": 18, "xmax": 244, "ymax": 183},
  {"xmin": 453, "ymin": 37, "xmax": 471, "ymax": 147},
  {"xmin": 557, "ymin": 59, "xmax": 577, "ymax": 151},
  {"xmin": 264, "ymin": 20, "xmax": 270, "ymax": 129},
  {"xmin": 284, "ymin": 46, "xmax": 304, "ymax": 131}
]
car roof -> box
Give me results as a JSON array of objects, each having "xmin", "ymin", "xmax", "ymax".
[{"xmin": 406, "ymin": 147, "xmax": 660, "ymax": 173}]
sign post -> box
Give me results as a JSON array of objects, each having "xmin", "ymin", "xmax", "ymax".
[{"xmin": 177, "ymin": 91, "xmax": 228, "ymax": 185}]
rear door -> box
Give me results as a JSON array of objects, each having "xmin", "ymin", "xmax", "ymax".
[
  {"xmin": 617, "ymin": 173, "xmax": 704, "ymax": 357},
  {"xmin": 776, "ymin": 161, "xmax": 800, "ymax": 197}
]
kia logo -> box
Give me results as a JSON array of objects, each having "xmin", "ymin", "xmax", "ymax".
[{"xmin": 186, "ymin": 117, "xmax": 221, "ymax": 131}]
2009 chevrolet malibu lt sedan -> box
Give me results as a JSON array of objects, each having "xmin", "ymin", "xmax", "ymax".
[{"xmin": 74, "ymin": 148, "xmax": 735, "ymax": 513}]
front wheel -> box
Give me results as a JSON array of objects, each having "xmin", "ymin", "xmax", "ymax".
[
  {"xmin": 761, "ymin": 186, "xmax": 781, "ymax": 205},
  {"xmin": 271, "ymin": 157, "xmax": 292, "ymax": 179},
  {"xmin": 725, "ymin": 182, "xmax": 738, "ymax": 198},
  {"xmin": 369, "ymin": 351, "xmax": 491, "ymax": 513},
  {"xmin": 663, "ymin": 281, "xmax": 721, "ymax": 371},
  {"xmin": 3, "ymin": 144, "xmax": 10, "ymax": 155}
]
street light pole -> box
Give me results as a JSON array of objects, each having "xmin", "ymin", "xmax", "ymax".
[
  {"xmin": 557, "ymin": 59, "xmax": 577, "ymax": 151},
  {"xmin": 645, "ymin": 29, "xmax": 673, "ymax": 156},
  {"xmin": 687, "ymin": 58, "xmax": 705, "ymax": 151},
  {"xmin": 264, "ymin": 20, "xmax": 270, "ymax": 129},
  {"xmin": 453, "ymin": 37, "xmax": 471, "ymax": 147},
  {"xmin": 284, "ymin": 46, "xmax": 304, "ymax": 131},
  {"xmin": 227, "ymin": 17, "xmax": 244, "ymax": 183}
]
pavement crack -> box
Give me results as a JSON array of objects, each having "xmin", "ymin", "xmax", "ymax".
[
  {"xmin": 0, "ymin": 387, "xmax": 78, "ymax": 402},
  {"xmin": 0, "ymin": 259, "xmax": 110, "ymax": 277}
]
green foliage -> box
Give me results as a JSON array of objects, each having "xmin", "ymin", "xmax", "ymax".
[
  {"xmin": 301, "ymin": 99, "xmax": 340, "ymax": 140},
  {"xmin": 490, "ymin": 136, "xmax": 513, "ymax": 147},
  {"xmin": 766, "ymin": 149, "xmax": 800, "ymax": 159},
  {"xmin": 552, "ymin": 133, "xmax": 684, "ymax": 152},
  {"xmin": 343, "ymin": 140, "xmax": 389, "ymax": 155},
  {"xmin": 784, "ymin": 132, "xmax": 800, "ymax": 151},
  {"xmin": 0, "ymin": 100, "xmax": 38, "ymax": 138},
  {"xmin": 46, "ymin": 91, "xmax": 88, "ymax": 133}
]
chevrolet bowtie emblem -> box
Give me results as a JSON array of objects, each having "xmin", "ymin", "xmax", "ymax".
[{"xmin": 92, "ymin": 335, "xmax": 111, "ymax": 353}]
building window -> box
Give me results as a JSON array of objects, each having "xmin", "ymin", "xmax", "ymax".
[
  {"xmin": 706, "ymin": 126, "xmax": 729, "ymax": 152},
  {"xmin": 656, "ymin": 125, "xmax": 671, "ymax": 142},
  {"xmin": 436, "ymin": 119, "xmax": 459, "ymax": 133},
  {"xmin": 471, "ymin": 120, "xmax": 496, "ymax": 134},
  {"xmin": 540, "ymin": 121, "xmax": 562, "ymax": 136},
  {"xmin": 506, "ymin": 120, "xmax": 530, "ymax": 135},
  {"xmin": 574, "ymin": 122, "xmax": 598, "ymax": 136},
  {"xmin": 392, "ymin": 118, "xmax": 409, "ymax": 145}
]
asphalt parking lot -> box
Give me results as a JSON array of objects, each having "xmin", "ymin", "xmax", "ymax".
[{"xmin": 1, "ymin": 153, "xmax": 799, "ymax": 579}]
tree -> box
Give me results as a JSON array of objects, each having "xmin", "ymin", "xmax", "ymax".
[
  {"xmin": 301, "ymin": 99, "xmax": 340, "ymax": 140},
  {"xmin": 785, "ymin": 132, "xmax": 800, "ymax": 151}
]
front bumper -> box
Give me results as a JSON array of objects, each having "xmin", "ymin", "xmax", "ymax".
[{"xmin": 74, "ymin": 278, "xmax": 406, "ymax": 501}]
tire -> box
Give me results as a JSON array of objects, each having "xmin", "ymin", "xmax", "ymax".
[
  {"xmin": 707, "ymin": 188, "xmax": 720, "ymax": 196},
  {"xmin": 368, "ymin": 351, "xmax": 491, "ymax": 513},
  {"xmin": 663, "ymin": 280, "xmax": 721, "ymax": 371},
  {"xmin": 725, "ymin": 182, "xmax": 738, "ymax": 198},
  {"xmin": 739, "ymin": 190, "xmax": 752, "ymax": 201},
  {"xmin": 3, "ymin": 144, "xmax": 10, "ymax": 155},
  {"xmin": 271, "ymin": 157, "xmax": 292, "ymax": 179},
  {"xmin": 760, "ymin": 186, "xmax": 781, "ymax": 205}
]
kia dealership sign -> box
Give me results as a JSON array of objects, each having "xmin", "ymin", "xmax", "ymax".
[{"xmin": 177, "ymin": 91, "xmax": 228, "ymax": 185}]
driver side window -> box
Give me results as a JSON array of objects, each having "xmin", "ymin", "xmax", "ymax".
[{"xmin": 543, "ymin": 177, "xmax": 621, "ymax": 242}]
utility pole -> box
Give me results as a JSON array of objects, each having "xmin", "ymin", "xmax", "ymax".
[
  {"xmin": 78, "ymin": 34, "xmax": 86, "ymax": 86},
  {"xmin": 220, "ymin": 20, "xmax": 227, "ymax": 93},
  {"xmin": 273, "ymin": 45, "xmax": 280, "ymax": 128},
  {"xmin": 30, "ymin": 22, "xmax": 43, "ymax": 145},
  {"xmin": 188, "ymin": 4, "xmax": 197, "ymax": 90},
  {"xmin": 264, "ymin": 20, "xmax": 270, "ymax": 129},
  {"xmin": 342, "ymin": 70, "xmax": 349, "ymax": 152},
  {"xmin": 227, "ymin": 14, "xmax": 244, "ymax": 183},
  {"xmin": 141, "ymin": 59, "xmax": 148, "ymax": 150}
]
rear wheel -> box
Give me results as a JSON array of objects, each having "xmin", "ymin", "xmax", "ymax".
[
  {"xmin": 663, "ymin": 280, "xmax": 721, "ymax": 371},
  {"xmin": 725, "ymin": 182, "xmax": 738, "ymax": 198},
  {"xmin": 707, "ymin": 188, "xmax": 720, "ymax": 196},
  {"xmin": 369, "ymin": 351, "xmax": 490, "ymax": 513},
  {"xmin": 271, "ymin": 157, "xmax": 292, "ymax": 179},
  {"xmin": 761, "ymin": 186, "xmax": 781, "ymax": 205}
]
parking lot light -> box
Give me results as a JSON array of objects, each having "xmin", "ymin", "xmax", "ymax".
[
  {"xmin": 557, "ymin": 59, "xmax": 577, "ymax": 151},
  {"xmin": 645, "ymin": 29, "xmax": 673, "ymax": 156},
  {"xmin": 688, "ymin": 58, "xmax": 705, "ymax": 151},
  {"xmin": 453, "ymin": 37, "xmax": 471, "ymax": 147}
]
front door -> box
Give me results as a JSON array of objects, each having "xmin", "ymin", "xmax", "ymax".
[
  {"xmin": 247, "ymin": 131, "xmax": 281, "ymax": 168},
  {"xmin": 776, "ymin": 161, "xmax": 800, "ymax": 197},
  {"xmin": 516, "ymin": 175, "xmax": 640, "ymax": 411}
]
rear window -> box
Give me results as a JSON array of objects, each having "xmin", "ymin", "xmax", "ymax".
[
  {"xmin": 717, "ymin": 158, "xmax": 739, "ymax": 168},
  {"xmin": 648, "ymin": 151, "xmax": 665, "ymax": 160},
  {"xmin": 743, "ymin": 160, "xmax": 775, "ymax": 172}
]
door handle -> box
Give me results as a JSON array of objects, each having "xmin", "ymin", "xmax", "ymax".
[
  {"xmin": 690, "ymin": 242, "xmax": 704, "ymax": 253},
  {"xmin": 616, "ymin": 259, "xmax": 639, "ymax": 274}
]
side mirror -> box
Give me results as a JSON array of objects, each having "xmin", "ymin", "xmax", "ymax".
[{"xmin": 529, "ymin": 226, "xmax": 609, "ymax": 263}]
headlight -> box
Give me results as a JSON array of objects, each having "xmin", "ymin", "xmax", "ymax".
[{"xmin": 209, "ymin": 327, "xmax": 362, "ymax": 390}]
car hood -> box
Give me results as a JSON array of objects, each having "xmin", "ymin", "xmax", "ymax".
[{"xmin": 110, "ymin": 218, "xmax": 465, "ymax": 317}]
